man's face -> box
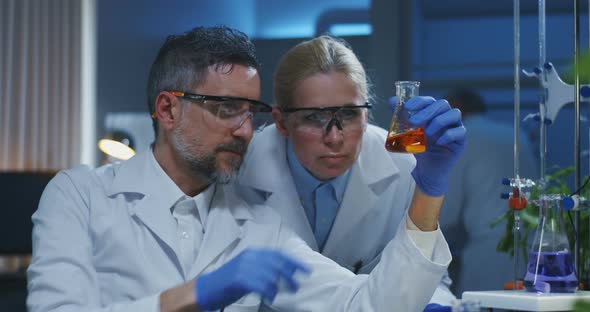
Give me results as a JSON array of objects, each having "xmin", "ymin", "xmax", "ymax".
[
  {"xmin": 171, "ymin": 64, "xmax": 261, "ymax": 183},
  {"xmin": 276, "ymin": 71, "xmax": 367, "ymax": 181}
]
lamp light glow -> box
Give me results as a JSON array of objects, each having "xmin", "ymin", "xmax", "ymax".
[{"xmin": 98, "ymin": 138, "xmax": 135, "ymax": 160}]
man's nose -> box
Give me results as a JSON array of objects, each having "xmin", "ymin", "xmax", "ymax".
[{"xmin": 232, "ymin": 114, "xmax": 254, "ymax": 140}]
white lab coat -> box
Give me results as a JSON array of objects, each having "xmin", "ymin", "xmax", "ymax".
[
  {"xmin": 237, "ymin": 124, "xmax": 456, "ymax": 305},
  {"xmin": 27, "ymin": 150, "xmax": 451, "ymax": 312}
]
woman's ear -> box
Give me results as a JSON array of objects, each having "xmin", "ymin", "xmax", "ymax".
[{"xmin": 272, "ymin": 107, "xmax": 289, "ymax": 138}]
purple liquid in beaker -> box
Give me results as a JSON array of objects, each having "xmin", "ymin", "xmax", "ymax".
[{"xmin": 523, "ymin": 251, "xmax": 578, "ymax": 293}]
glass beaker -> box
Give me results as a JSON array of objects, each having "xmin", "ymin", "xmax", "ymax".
[
  {"xmin": 523, "ymin": 196, "xmax": 578, "ymax": 293},
  {"xmin": 385, "ymin": 81, "xmax": 426, "ymax": 153}
]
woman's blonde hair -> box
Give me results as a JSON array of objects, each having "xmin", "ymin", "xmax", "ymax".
[{"xmin": 273, "ymin": 35, "xmax": 371, "ymax": 109}]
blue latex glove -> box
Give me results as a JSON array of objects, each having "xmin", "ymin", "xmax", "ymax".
[
  {"xmin": 389, "ymin": 96, "xmax": 466, "ymax": 196},
  {"xmin": 195, "ymin": 248, "xmax": 311, "ymax": 311},
  {"xmin": 423, "ymin": 303, "xmax": 453, "ymax": 312}
]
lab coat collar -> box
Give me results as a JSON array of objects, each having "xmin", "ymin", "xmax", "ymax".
[
  {"xmin": 239, "ymin": 125, "xmax": 318, "ymax": 248},
  {"xmin": 107, "ymin": 149, "xmax": 177, "ymax": 197},
  {"xmin": 221, "ymin": 183, "xmax": 255, "ymax": 221},
  {"xmin": 355, "ymin": 124, "xmax": 401, "ymax": 188},
  {"xmin": 107, "ymin": 150, "xmax": 253, "ymax": 268},
  {"xmin": 321, "ymin": 161, "xmax": 380, "ymax": 254},
  {"xmin": 191, "ymin": 184, "xmax": 251, "ymax": 276},
  {"xmin": 238, "ymin": 125, "xmax": 294, "ymax": 193},
  {"xmin": 109, "ymin": 149, "xmax": 253, "ymax": 219},
  {"xmin": 107, "ymin": 150, "xmax": 185, "ymax": 261}
]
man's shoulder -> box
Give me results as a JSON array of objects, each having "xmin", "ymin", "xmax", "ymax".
[
  {"xmin": 62, "ymin": 163, "xmax": 113, "ymax": 179},
  {"xmin": 49, "ymin": 163, "xmax": 116, "ymax": 196}
]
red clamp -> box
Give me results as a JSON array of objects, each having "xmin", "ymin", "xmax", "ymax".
[{"xmin": 509, "ymin": 187, "xmax": 528, "ymax": 210}]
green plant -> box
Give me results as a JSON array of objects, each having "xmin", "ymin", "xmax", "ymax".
[
  {"xmin": 564, "ymin": 49, "xmax": 590, "ymax": 84},
  {"xmin": 491, "ymin": 167, "xmax": 590, "ymax": 285}
]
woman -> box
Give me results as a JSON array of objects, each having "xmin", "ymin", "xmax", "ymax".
[{"xmin": 237, "ymin": 35, "xmax": 465, "ymax": 308}]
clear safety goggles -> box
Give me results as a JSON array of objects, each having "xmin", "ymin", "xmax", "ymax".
[
  {"xmin": 163, "ymin": 91, "xmax": 272, "ymax": 132},
  {"xmin": 280, "ymin": 103, "xmax": 372, "ymax": 135}
]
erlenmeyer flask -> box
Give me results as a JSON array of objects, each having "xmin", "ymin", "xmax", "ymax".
[
  {"xmin": 523, "ymin": 196, "xmax": 578, "ymax": 293},
  {"xmin": 385, "ymin": 81, "xmax": 426, "ymax": 153}
]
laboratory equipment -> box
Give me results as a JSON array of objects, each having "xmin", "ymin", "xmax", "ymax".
[
  {"xmin": 562, "ymin": 195, "xmax": 590, "ymax": 211},
  {"xmin": 519, "ymin": 0, "xmax": 585, "ymax": 283},
  {"xmin": 385, "ymin": 81, "xmax": 426, "ymax": 153},
  {"xmin": 469, "ymin": 0, "xmax": 590, "ymax": 308},
  {"xmin": 522, "ymin": 62, "xmax": 590, "ymax": 125},
  {"xmin": 501, "ymin": 177, "xmax": 535, "ymax": 210},
  {"xmin": 504, "ymin": 0, "xmax": 526, "ymax": 291},
  {"xmin": 523, "ymin": 196, "xmax": 578, "ymax": 293},
  {"xmin": 501, "ymin": 0, "xmax": 585, "ymax": 291}
]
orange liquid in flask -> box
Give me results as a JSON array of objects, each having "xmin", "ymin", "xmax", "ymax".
[{"xmin": 385, "ymin": 128, "xmax": 426, "ymax": 153}]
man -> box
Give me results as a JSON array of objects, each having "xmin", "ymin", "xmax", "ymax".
[
  {"xmin": 439, "ymin": 88, "xmax": 538, "ymax": 294},
  {"xmin": 27, "ymin": 26, "xmax": 454, "ymax": 311},
  {"xmin": 237, "ymin": 36, "xmax": 462, "ymax": 307}
]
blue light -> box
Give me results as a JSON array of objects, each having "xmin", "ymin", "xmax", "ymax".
[
  {"xmin": 257, "ymin": 25, "xmax": 315, "ymax": 39},
  {"xmin": 328, "ymin": 24, "xmax": 372, "ymax": 36}
]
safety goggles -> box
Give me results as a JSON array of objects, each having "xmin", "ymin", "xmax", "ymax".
[
  {"xmin": 165, "ymin": 91, "xmax": 272, "ymax": 132},
  {"xmin": 280, "ymin": 103, "xmax": 372, "ymax": 135}
]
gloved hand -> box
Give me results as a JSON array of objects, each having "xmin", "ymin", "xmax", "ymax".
[
  {"xmin": 195, "ymin": 248, "xmax": 311, "ymax": 311},
  {"xmin": 423, "ymin": 303, "xmax": 453, "ymax": 312},
  {"xmin": 389, "ymin": 96, "xmax": 466, "ymax": 196}
]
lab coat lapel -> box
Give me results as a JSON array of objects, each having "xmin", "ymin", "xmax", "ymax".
[
  {"xmin": 130, "ymin": 194, "xmax": 181, "ymax": 261},
  {"xmin": 239, "ymin": 126, "xmax": 318, "ymax": 251},
  {"xmin": 192, "ymin": 185, "xmax": 246, "ymax": 277},
  {"xmin": 108, "ymin": 151, "xmax": 182, "ymax": 263},
  {"xmin": 266, "ymin": 188, "xmax": 318, "ymax": 251},
  {"xmin": 322, "ymin": 127, "xmax": 401, "ymax": 255},
  {"xmin": 321, "ymin": 163, "xmax": 379, "ymax": 255}
]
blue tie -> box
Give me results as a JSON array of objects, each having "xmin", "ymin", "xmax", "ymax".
[{"xmin": 314, "ymin": 183, "xmax": 339, "ymax": 251}]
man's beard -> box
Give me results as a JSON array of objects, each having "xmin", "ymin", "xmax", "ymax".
[{"xmin": 171, "ymin": 120, "xmax": 247, "ymax": 184}]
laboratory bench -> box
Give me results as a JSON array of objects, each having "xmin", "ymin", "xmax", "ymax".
[{"xmin": 463, "ymin": 290, "xmax": 590, "ymax": 311}]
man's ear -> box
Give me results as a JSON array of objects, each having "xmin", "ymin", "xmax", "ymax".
[
  {"xmin": 153, "ymin": 91, "xmax": 181, "ymax": 132},
  {"xmin": 272, "ymin": 107, "xmax": 289, "ymax": 138}
]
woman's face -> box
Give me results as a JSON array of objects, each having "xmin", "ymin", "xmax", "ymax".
[{"xmin": 274, "ymin": 71, "xmax": 367, "ymax": 181}]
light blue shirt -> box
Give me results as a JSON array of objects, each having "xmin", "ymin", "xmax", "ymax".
[{"xmin": 286, "ymin": 140, "xmax": 351, "ymax": 251}]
